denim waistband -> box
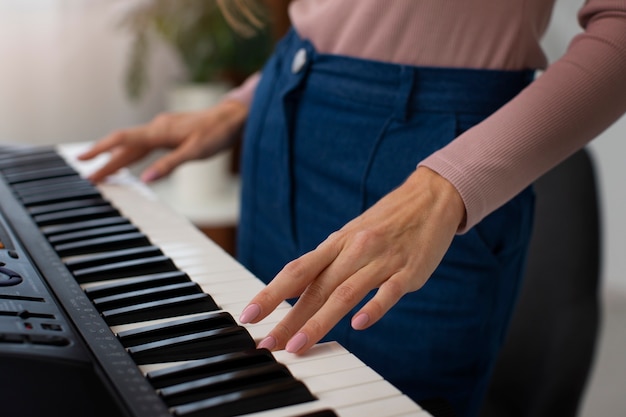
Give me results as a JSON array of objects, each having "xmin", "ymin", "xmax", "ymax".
[{"xmin": 279, "ymin": 29, "xmax": 535, "ymax": 116}]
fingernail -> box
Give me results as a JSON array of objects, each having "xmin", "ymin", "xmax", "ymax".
[
  {"xmin": 140, "ymin": 169, "xmax": 159, "ymax": 183},
  {"xmin": 285, "ymin": 332, "xmax": 308, "ymax": 353},
  {"xmin": 257, "ymin": 336, "xmax": 276, "ymax": 350},
  {"xmin": 239, "ymin": 304, "xmax": 261, "ymax": 324},
  {"xmin": 351, "ymin": 313, "xmax": 370, "ymax": 330}
]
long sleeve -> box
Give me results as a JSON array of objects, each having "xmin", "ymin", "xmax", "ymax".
[
  {"xmin": 223, "ymin": 0, "xmax": 626, "ymax": 233},
  {"xmin": 419, "ymin": 0, "xmax": 626, "ymax": 232},
  {"xmin": 222, "ymin": 71, "xmax": 261, "ymax": 107}
]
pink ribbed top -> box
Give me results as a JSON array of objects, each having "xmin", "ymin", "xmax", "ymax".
[{"xmin": 228, "ymin": 0, "xmax": 626, "ymax": 231}]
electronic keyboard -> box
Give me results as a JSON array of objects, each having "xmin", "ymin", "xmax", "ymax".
[{"xmin": 0, "ymin": 142, "xmax": 431, "ymax": 417}]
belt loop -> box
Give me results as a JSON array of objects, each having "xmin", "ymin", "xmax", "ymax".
[{"xmin": 393, "ymin": 67, "xmax": 416, "ymax": 122}]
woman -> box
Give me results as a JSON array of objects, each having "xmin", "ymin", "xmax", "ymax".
[{"xmin": 80, "ymin": 1, "xmax": 626, "ymax": 415}]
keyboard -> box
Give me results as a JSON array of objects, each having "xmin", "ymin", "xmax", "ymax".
[{"xmin": 0, "ymin": 142, "xmax": 431, "ymax": 417}]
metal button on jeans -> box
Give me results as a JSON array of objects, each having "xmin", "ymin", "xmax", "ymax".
[{"xmin": 291, "ymin": 48, "xmax": 307, "ymax": 73}]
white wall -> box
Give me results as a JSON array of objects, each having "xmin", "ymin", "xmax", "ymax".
[
  {"xmin": 0, "ymin": 0, "xmax": 180, "ymax": 146},
  {"xmin": 1, "ymin": 0, "xmax": 624, "ymax": 295}
]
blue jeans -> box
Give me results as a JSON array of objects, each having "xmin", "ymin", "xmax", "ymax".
[{"xmin": 237, "ymin": 29, "xmax": 535, "ymax": 417}]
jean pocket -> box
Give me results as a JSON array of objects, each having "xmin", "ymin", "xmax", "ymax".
[
  {"xmin": 362, "ymin": 111, "xmax": 457, "ymax": 209},
  {"xmin": 471, "ymin": 186, "xmax": 536, "ymax": 263}
]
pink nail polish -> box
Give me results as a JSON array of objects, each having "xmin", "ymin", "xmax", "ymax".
[
  {"xmin": 239, "ymin": 304, "xmax": 261, "ymax": 323},
  {"xmin": 285, "ymin": 332, "xmax": 308, "ymax": 353},
  {"xmin": 257, "ymin": 336, "xmax": 276, "ymax": 350},
  {"xmin": 140, "ymin": 169, "xmax": 159, "ymax": 183},
  {"xmin": 351, "ymin": 313, "xmax": 370, "ymax": 330}
]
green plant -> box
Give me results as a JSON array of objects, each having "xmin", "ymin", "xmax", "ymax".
[{"xmin": 123, "ymin": 0, "xmax": 272, "ymax": 100}]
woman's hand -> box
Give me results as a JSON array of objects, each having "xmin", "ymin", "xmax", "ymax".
[
  {"xmin": 239, "ymin": 166, "xmax": 466, "ymax": 353},
  {"xmin": 78, "ymin": 99, "xmax": 248, "ymax": 183}
]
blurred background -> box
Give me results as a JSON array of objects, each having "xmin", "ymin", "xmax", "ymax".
[{"xmin": 0, "ymin": 1, "xmax": 623, "ymax": 415}]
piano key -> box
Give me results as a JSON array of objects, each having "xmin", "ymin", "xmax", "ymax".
[
  {"xmin": 27, "ymin": 197, "xmax": 110, "ymax": 216},
  {"xmin": 54, "ymin": 232, "xmax": 151, "ymax": 257},
  {"xmin": 170, "ymin": 378, "xmax": 315, "ymax": 417},
  {"xmin": 16, "ymin": 180, "xmax": 95, "ymax": 199},
  {"xmin": 92, "ymin": 281, "xmax": 204, "ymax": 311},
  {"xmin": 0, "ymin": 148, "xmax": 62, "ymax": 169},
  {"xmin": 48, "ymin": 223, "xmax": 139, "ymax": 245},
  {"xmin": 127, "ymin": 326, "xmax": 255, "ymax": 364},
  {"xmin": 117, "ymin": 312, "xmax": 236, "ymax": 348},
  {"xmin": 40, "ymin": 215, "xmax": 131, "ymax": 236},
  {"xmin": 72, "ymin": 255, "xmax": 178, "ymax": 283},
  {"xmin": 197, "ymin": 280, "xmax": 268, "ymax": 306},
  {"xmin": 20, "ymin": 186, "xmax": 102, "ymax": 206},
  {"xmin": 146, "ymin": 349, "xmax": 276, "ymax": 389},
  {"xmin": 0, "ymin": 158, "xmax": 68, "ymax": 175},
  {"xmin": 169, "ymin": 343, "xmax": 426, "ymax": 417},
  {"xmin": 335, "ymin": 396, "xmax": 426, "ymax": 417},
  {"xmin": 291, "ymin": 411, "xmax": 337, "ymax": 417},
  {"xmin": 102, "ymin": 293, "xmax": 219, "ymax": 326},
  {"xmin": 240, "ymin": 380, "xmax": 412, "ymax": 417},
  {"xmin": 33, "ymin": 204, "xmax": 120, "ymax": 226},
  {"xmin": 11, "ymin": 175, "xmax": 91, "ymax": 195},
  {"xmin": 2, "ymin": 165, "xmax": 77, "ymax": 184},
  {"xmin": 275, "ymin": 348, "xmax": 364, "ymax": 381},
  {"xmin": 84, "ymin": 270, "xmax": 190, "ymax": 299},
  {"xmin": 65, "ymin": 245, "xmax": 164, "ymax": 271},
  {"xmin": 160, "ymin": 362, "xmax": 298, "ymax": 407}
]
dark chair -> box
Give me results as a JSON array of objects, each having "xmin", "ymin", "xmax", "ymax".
[{"xmin": 479, "ymin": 148, "xmax": 602, "ymax": 417}]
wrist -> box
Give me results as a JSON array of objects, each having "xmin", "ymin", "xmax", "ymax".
[{"xmin": 407, "ymin": 167, "xmax": 467, "ymax": 232}]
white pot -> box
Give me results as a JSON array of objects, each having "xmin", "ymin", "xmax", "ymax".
[
  {"xmin": 161, "ymin": 82, "xmax": 240, "ymax": 225},
  {"xmin": 167, "ymin": 82, "xmax": 234, "ymax": 206}
]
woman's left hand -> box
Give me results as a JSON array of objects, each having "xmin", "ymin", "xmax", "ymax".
[{"xmin": 239, "ymin": 166, "xmax": 467, "ymax": 354}]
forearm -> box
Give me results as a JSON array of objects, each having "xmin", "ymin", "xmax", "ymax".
[{"xmin": 420, "ymin": 1, "xmax": 626, "ymax": 232}]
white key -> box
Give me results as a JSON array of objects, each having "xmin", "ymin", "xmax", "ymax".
[{"xmin": 59, "ymin": 143, "xmax": 431, "ymax": 417}]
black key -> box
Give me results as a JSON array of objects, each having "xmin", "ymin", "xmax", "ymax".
[
  {"xmin": 3, "ymin": 165, "xmax": 77, "ymax": 184},
  {"xmin": 92, "ymin": 282, "xmax": 203, "ymax": 311},
  {"xmin": 27, "ymin": 198, "xmax": 109, "ymax": 216},
  {"xmin": 160, "ymin": 363, "xmax": 295, "ymax": 407},
  {"xmin": 0, "ymin": 149, "xmax": 61, "ymax": 169},
  {"xmin": 12, "ymin": 176, "xmax": 88, "ymax": 194},
  {"xmin": 14, "ymin": 178, "xmax": 93, "ymax": 198},
  {"xmin": 293, "ymin": 411, "xmax": 339, "ymax": 417},
  {"xmin": 49, "ymin": 223, "xmax": 139, "ymax": 245},
  {"xmin": 41, "ymin": 216, "xmax": 130, "ymax": 236},
  {"xmin": 118, "ymin": 312, "xmax": 236, "ymax": 348},
  {"xmin": 54, "ymin": 232, "xmax": 150, "ymax": 257},
  {"xmin": 84, "ymin": 270, "xmax": 190, "ymax": 299},
  {"xmin": 148, "ymin": 349, "xmax": 276, "ymax": 389},
  {"xmin": 127, "ymin": 325, "xmax": 255, "ymax": 364},
  {"xmin": 102, "ymin": 293, "xmax": 219, "ymax": 326},
  {"xmin": 20, "ymin": 187, "xmax": 101, "ymax": 206},
  {"xmin": 66, "ymin": 245, "xmax": 162, "ymax": 270},
  {"xmin": 71, "ymin": 255, "xmax": 177, "ymax": 283},
  {"xmin": 171, "ymin": 379, "xmax": 315, "ymax": 417},
  {"xmin": 0, "ymin": 158, "xmax": 67, "ymax": 175},
  {"xmin": 34, "ymin": 205, "xmax": 120, "ymax": 226}
]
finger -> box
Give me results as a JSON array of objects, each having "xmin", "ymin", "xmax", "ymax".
[
  {"xmin": 277, "ymin": 235, "xmax": 409, "ymax": 353},
  {"xmin": 78, "ymin": 131, "xmax": 128, "ymax": 160},
  {"xmin": 81, "ymin": 129, "xmax": 154, "ymax": 182},
  {"xmin": 281, "ymin": 262, "xmax": 387, "ymax": 353},
  {"xmin": 87, "ymin": 145, "xmax": 149, "ymax": 183},
  {"xmin": 140, "ymin": 133, "xmax": 211, "ymax": 182},
  {"xmin": 239, "ymin": 236, "xmax": 344, "ymax": 326},
  {"xmin": 278, "ymin": 229, "xmax": 390, "ymax": 328},
  {"xmin": 350, "ymin": 271, "xmax": 412, "ymax": 330}
]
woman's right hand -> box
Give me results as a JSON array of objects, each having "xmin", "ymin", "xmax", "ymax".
[{"xmin": 78, "ymin": 99, "xmax": 249, "ymax": 183}]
